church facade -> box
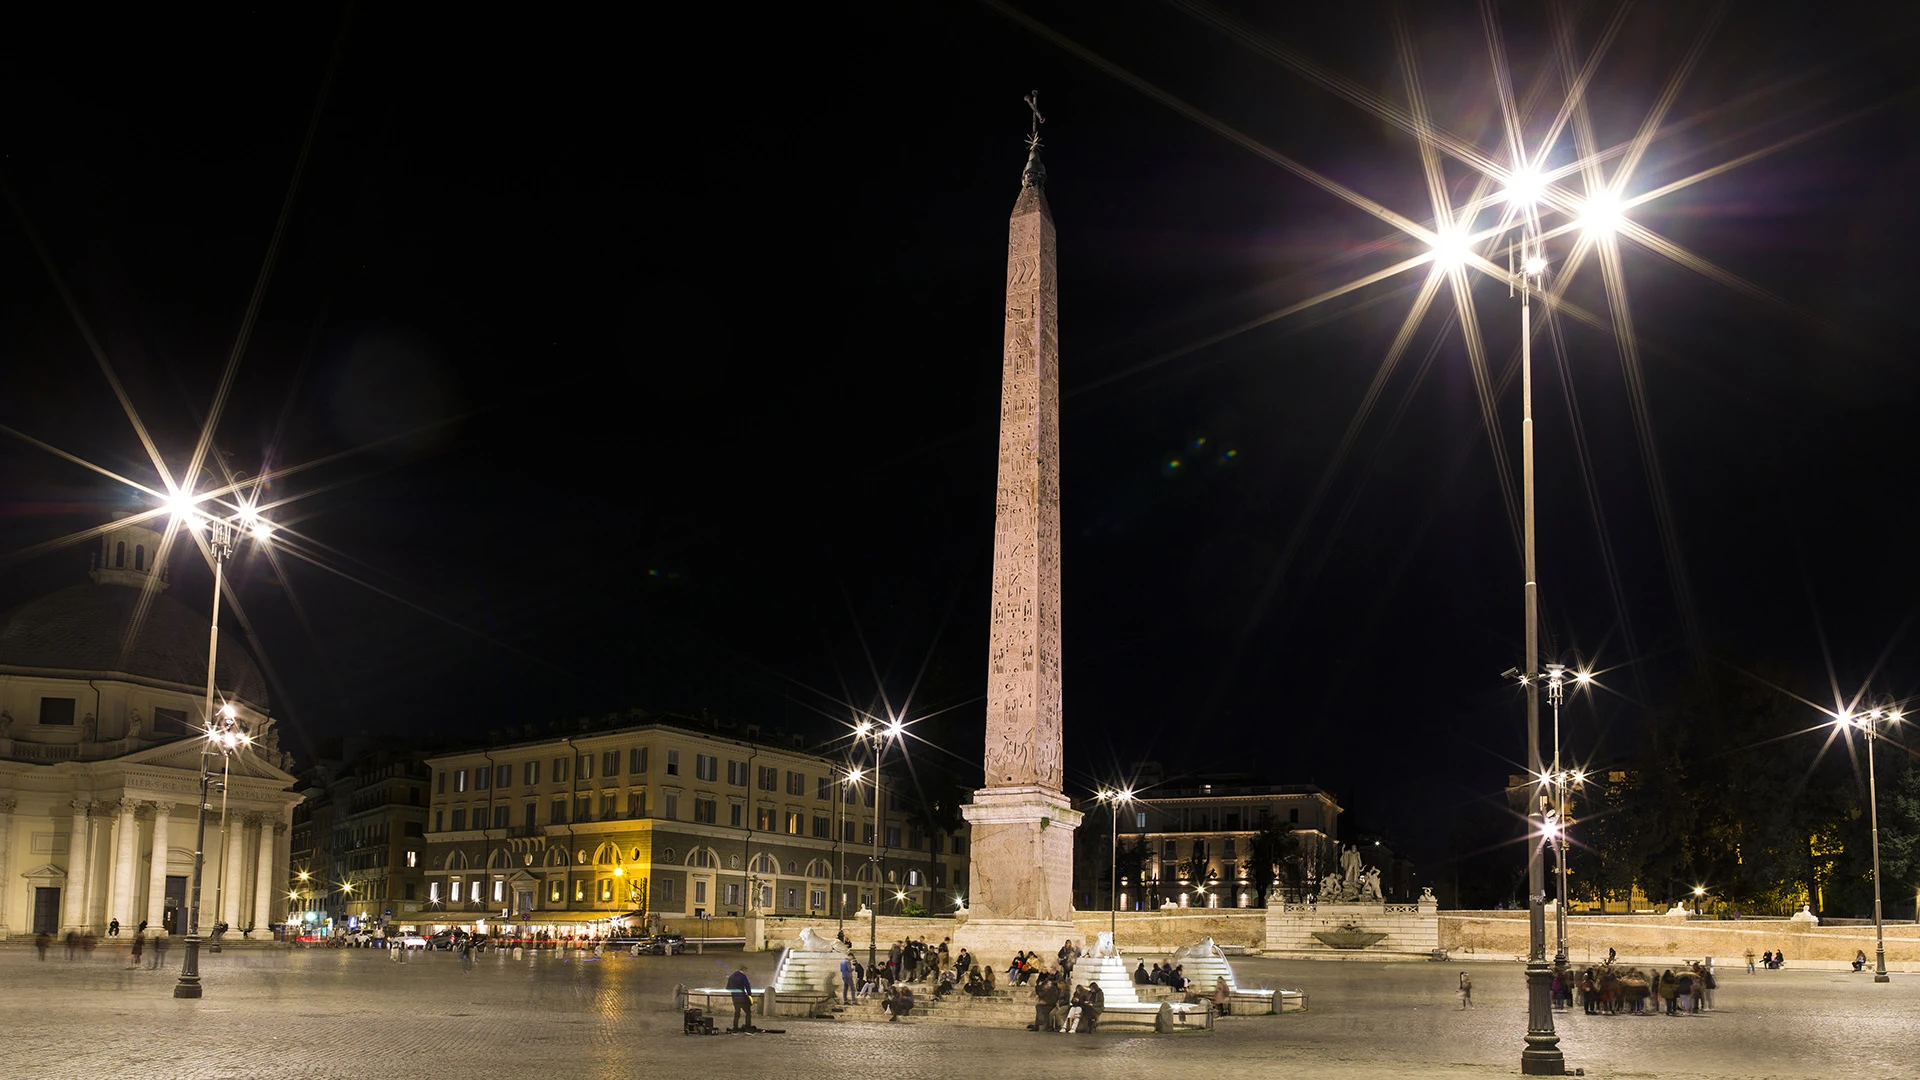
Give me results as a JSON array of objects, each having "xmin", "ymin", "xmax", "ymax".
[{"xmin": 0, "ymin": 517, "xmax": 301, "ymax": 938}]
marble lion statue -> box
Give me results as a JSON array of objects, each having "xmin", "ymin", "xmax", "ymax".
[{"xmin": 797, "ymin": 927, "xmax": 841, "ymax": 953}]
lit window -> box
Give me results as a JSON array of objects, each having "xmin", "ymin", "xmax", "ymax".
[
  {"xmin": 406, "ymin": 851, "xmax": 418, "ymax": 868},
  {"xmin": 451, "ymin": 881, "xmax": 462, "ymax": 902},
  {"xmin": 494, "ymin": 880, "xmax": 505, "ymax": 902},
  {"xmin": 429, "ymin": 882, "xmax": 441, "ymax": 903},
  {"xmin": 574, "ymin": 880, "xmax": 586, "ymax": 902}
]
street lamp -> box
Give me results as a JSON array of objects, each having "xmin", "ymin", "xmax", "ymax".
[
  {"xmin": 1095, "ymin": 788, "xmax": 1135, "ymax": 942},
  {"xmin": 854, "ymin": 718, "xmax": 903, "ymax": 979},
  {"xmin": 835, "ymin": 764, "xmax": 865, "ymax": 934},
  {"xmin": 172, "ymin": 703, "xmax": 250, "ymax": 998},
  {"xmin": 1838, "ymin": 705, "xmax": 1902, "ymax": 983},
  {"xmin": 168, "ymin": 496, "xmax": 268, "ymax": 997},
  {"xmin": 1454, "ymin": 174, "xmax": 1622, "ymax": 1076}
]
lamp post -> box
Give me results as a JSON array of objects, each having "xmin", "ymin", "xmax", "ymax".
[
  {"xmin": 167, "ymin": 496, "xmax": 269, "ymax": 999},
  {"xmin": 836, "ymin": 764, "xmax": 865, "ymax": 935},
  {"xmin": 1095, "ymin": 788, "xmax": 1134, "ymax": 942},
  {"xmin": 1437, "ymin": 168, "xmax": 1620, "ymax": 1074},
  {"xmin": 1840, "ymin": 705, "xmax": 1901, "ymax": 983},
  {"xmin": 855, "ymin": 718, "xmax": 902, "ymax": 978}
]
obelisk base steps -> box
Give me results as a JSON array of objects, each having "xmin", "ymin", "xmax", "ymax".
[{"xmin": 954, "ymin": 787, "xmax": 1081, "ymax": 961}]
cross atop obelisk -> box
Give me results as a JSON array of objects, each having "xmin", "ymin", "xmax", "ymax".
[{"xmin": 955, "ymin": 93, "xmax": 1082, "ymax": 961}]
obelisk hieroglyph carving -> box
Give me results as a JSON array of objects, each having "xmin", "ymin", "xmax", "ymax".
[{"xmin": 957, "ymin": 93, "xmax": 1082, "ymax": 960}]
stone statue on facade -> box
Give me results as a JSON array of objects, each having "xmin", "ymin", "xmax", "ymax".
[
  {"xmin": 128, "ymin": 712, "xmax": 144, "ymax": 740},
  {"xmin": 1339, "ymin": 844, "xmax": 1363, "ymax": 884}
]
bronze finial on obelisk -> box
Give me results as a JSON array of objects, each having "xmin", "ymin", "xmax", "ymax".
[{"xmin": 956, "ymin": 93, "xmax": 1082, "ymax": 961}]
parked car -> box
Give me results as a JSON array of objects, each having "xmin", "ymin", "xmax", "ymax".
[
  {"xmin": 396, "ymin": 933, "xmax": 429, "ymax": 949},
  {"xmin": 632, "ymin": 933, "xmax": 685, "ymax": 956},
  {"xmin": 344, "ymin": 929, "xmax": 376, "ymax": 947}
]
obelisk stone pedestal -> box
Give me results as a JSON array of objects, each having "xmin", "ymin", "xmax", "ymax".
[{"xmin": 954, "ymin": 119, "xmax": 1082, "ymax": 965}]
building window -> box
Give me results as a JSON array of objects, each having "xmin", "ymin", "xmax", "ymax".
[
  {"xmin": 524, "ymin": 760, "xmax": 540, "ymax": 786},
  {"xmin": 497, "ymin": 764, "xmax": 511, "ymax": 788},
  {"xmin": 578, "ymin": 755, "xmax": 592, "ymax": 781},
  {"xmin": 666, "ymin": 750, "xmax": 680, "ymax": 776},
  {"xmin": 602, "ymin": 793, "xmax": 617, "ymax": 819},
  {"xmin": 862, "ymin": 823, "xmax": 875, "ymax": 845},
  {"xmin": 450, "ymin": 809, "xmax": 467, "ymax": 831},
  {"xmin": 574, "ymin": 880, "xmax": 586, "ymax": 902},
  {"xmin": 886, "ymin": 826, "xmax": 900, "ymax": 848},
  {"xmin": 451, "ymin": 880, "xmax": 463, "ymax": 902},
  {"xmin": 786, "ymin": 772, "xmax": 805, "ymax": 796},
  {"xmin": 786, "ymin": 812, "xmax": 803, "ymax": 835},
  {"xmin": 810, "ymin": 889, "xmax": 827, "ymax": 910},
  {"xmin": 844, "ymin": 821, "xmax": 857, "ymax": 843},
  {"xmin": 664, "ymin": 794, "xmax": 678, "ymax": 820},
  {"xmin": 406, "ymin": 850, "xmax": 419, "ymax": 868},
  {"xmin": 726, "ymin": 760, "xmax": 746, "ymax": 786},
  {"xmin": 38, "ymin": 697, "xmax": 77, "ymax": 726},
  {"xmin": 725, "ymin": 883, "xmax": 741, "ymax": 906},
  {"xmin": 429, "ymin": 882, "xmax": 442, "ymax": 903},
  {"xmin": 493, "ymin": 805, "xmax": 510, "ymax": 829},
  {"xmin": 405, "ymin": 883, "xmax": 418, "ymax": 901},
  {"xmin": 1136, "ymin": 811, "xmax": 1147, "ymax": 829},
  {"xmin": 629, "ymin": 746, "xmax": 648, "ymax": 774},
  {"xmin": 525, "ymin": 803, "xmax": 537, "ymax": 831},
  {"xmin": 550, "ymin": 799, "xmax": 567, "ymax": 825},
  {"xmin": 696, "ymin": 754, "xmax": 718, "ymax": 781},
  {"xmin": 455, "ymin": 770, "xmax": 468, "ymax": 793},
  {"xmin": 757, "ymin": 807, "xmax": 776, "ymax": 831},
  {"xmin": 628, "ymin": 792, "xmax": 645, "ymax": 818},
  {"xmin": 817, "ymin": 776, "xmax": 831, "ymax": 800},
  {"xmin": 554, "ymin": 757, "xmax": 569, "ymax": 783},
  {"xmin": 150, "ymin": 707, "xmax": 189, "ymax": 735},
  {"xmin": 1224, "ymin": 838, "xmax": 1237, "ymax": 857},
  {"xmin": 493, "ymin": 880, "xmax": 506, "ymax": 903},
  {"xmin": 115, "ymin": 541, "xmax": 125, "ymax": 568},
  {"xmin": 603, "ymin": 750, "xmax": 620, "ymax": 778},
  {"xmin": 757, "ymin": 766, "xmax": 778, "ymax": 791},
  {"xmin": 813, "ymin": 816, "xmax": 831, "ymax": 839},
  {"xmin": 908, "ymin": 829, "xmax": 921, "ymax": 850},
  {"xmin": 548, "ymin": 880, "xmax": 563, "ymax": 903},
  {"xmin": 661, "ymin": 879, "xmax": 675, "ymax": 902},
  {"xmin": 952, "ymin": 836, "xmax": 965, "ymax": 855},
  {"xmin": 695, "ymin": 799, "xmax": 716, "ymax": 824},
  {"xmin": 575, "ymin": 795, "xmax": 591, "ymax": 822},
  {"xmin": 475, "ymin": 767, "xmax": 489, "ymax": 791},
  {"xmin": 599, "ymin": 879, "xmax": 613, "ymax": 902},
  {"xmin": 784, "ymin": 887, "xmax": 799, "ymax": 910},
  {"xmin": 729, "ymin": 803, "xmax": 743, "ymax": 827},
  {"xmin": 433, "ymin": 810, "xmax": 443, "ymax": 832},
  {"xmin": 1289, "ymin": 808, "xmax": 1299, "ymax": 824}
]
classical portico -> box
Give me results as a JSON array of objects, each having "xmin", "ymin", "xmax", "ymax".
[
  {"xmin": 0, "ymin": 517, "xmax": 301, "ymax": 938},
  {"xmin": 954, "ymin": 98, "xmax": 1083, "ymax": 962}
]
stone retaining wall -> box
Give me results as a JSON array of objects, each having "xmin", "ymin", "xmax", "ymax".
[{"xmin": 1439, "ymin": 911, "xmax": 1920, "ymax": 970}]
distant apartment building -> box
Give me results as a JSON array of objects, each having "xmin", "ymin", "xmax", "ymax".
[
  {"xmin": 420, "ymin": 714, "xmax": 968, "ymax": 932},
  {"xmin": 1123, "ymin": 767, "xmax": 1342, "ymax": 909},
  {"xmin": 289, "ymin": 748, "xmax": 431, "ymax": 932}
]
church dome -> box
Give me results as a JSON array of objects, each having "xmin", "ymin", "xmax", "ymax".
[{"xmin": 0, "ymin": 582, "xmax": 270, "ymax": 708}]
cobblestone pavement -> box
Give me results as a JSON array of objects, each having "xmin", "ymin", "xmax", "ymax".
[{"xmin": 1, "ymin": 944, "xmax": 1913, "ymax": 1080}]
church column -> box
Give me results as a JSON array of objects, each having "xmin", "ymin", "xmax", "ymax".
[
  {"xmin": 0, "ymin": 798, "xmax": 16, "ymax": 935},
  {"xmin": 272, "ymin": 820, "xmax": 291, "ymax": 926},
  {"xmin": 110, "ymin": 797, "xmax": 139, "ymax": 929},
  {"xmin": 146, "ymin": 803, "xmax": 173, "ymax": 934},
  {"xmin": 221, "ymin": 811, "xmax": 246, "ymax": 929},
  {"xmin": 252, "ymin": 814, "xmax": 274, "ymax": 931},
  {"xmin": 61, "ymin": 800, "xmax": 91, "ymax": 931}
]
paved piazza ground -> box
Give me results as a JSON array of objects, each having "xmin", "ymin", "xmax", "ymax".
[{"xmin": 1, "ymin": 944, "xmax": 1912, "ymax": 1080}]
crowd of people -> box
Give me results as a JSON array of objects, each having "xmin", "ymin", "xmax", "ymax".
[
  {"xmin": 1131, "ymin": 960, "xmax": 1189, "ymax": 990},
  {"xmin": 1565, "ymin": 958, "xmax": 1716, "ymax": 1015}
]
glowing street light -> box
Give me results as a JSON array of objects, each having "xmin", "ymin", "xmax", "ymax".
[
  {"xmin": 1429, "ymin": 227, "xmax": 1473, "ymax": 267},
  {"xmin": 171, "ymin": 493, "xmax": 269, "ymax": 999},
  {"xmin": 1579, "ymin": 190, "xmax": 1624, "ymax": 235},
  {"xmin": 1504, "ymin": 167, "xmax": 1546, "ymax": 206},
  {"xmin": 1095, "ymin": 787, "xmax": 1136, "ymax": 942},
  {"xmin": 1836, "ymin": 704, "xmax": 1902, "ymax": 983},
  {"xmin": 855, "ymin": 717, "xmax": 905, "ymax": 980}
]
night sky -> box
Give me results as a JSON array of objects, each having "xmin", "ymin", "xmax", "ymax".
[{"xmin": 4, "ymin": 2, "xmax": 1917, "ymax": 875}]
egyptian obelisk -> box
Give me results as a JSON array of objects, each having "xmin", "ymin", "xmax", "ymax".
[{"xmin": 956, "ymin": 93, "xmax": 1083, "ymax": 961}]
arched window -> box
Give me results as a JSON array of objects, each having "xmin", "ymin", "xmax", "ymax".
[
  {"xmin": 785, "ymin": 861, "xmax": 797, "ymax": 875},
  {"xmin": 115, "ymin": 542, "xmax": 126, "ymax": 568},
  {"xmin": 750, "ymin": 853, "xmax": 777, "ymax": 875},
  {"xmin": 687, "ymin": 848, "xmax": 717, "ymax": 868},
  {"xmin": 805, "ymin": 859, "xmax": 831, "ymax": 879},
  {"xmin": 545, "ymin": 848, "xmax": 569, "ymax": 867},
  {"xmin": 594, "ymin": 843, "xmax": 619, "ymax": 866},
  {"xmin": 134, "ymin": 545, "xmax": 145, "ymax": 571},
  {"xmin": 856, "ymin": 864, "xmax": 874, "ymax": 882},
  {"xmin": 907, "ymin": 870, "xmax": 922, "ymax": 886}
]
